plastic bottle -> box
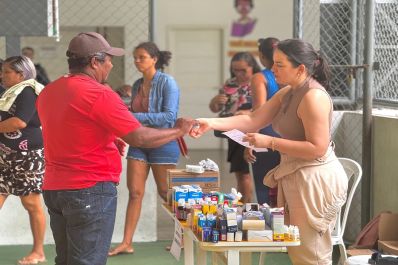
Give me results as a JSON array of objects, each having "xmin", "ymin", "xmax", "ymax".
[
  {"xmin": 177, "ymin": 198, "xmax": 186, "ymax": 221},
  {"xmin": 293, "ymin": 226, "xmax": 300, "ymax": 241}
]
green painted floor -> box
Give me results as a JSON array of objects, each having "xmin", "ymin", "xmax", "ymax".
[{"xmin": 0, "ymin": 241, "xmax": 292, "ymax": 265}]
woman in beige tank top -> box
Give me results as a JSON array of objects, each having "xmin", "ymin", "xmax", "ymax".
[{"xmin": 190, "ymin": 39, "xmax": 348, "ymax": 265}]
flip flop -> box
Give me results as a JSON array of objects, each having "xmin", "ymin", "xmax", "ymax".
[
  {"xmin": 18, "ymin": 256, "xmax": 46, "ymax": 265},
  {"xmin": 108, "ymin": 247, "xmax": 134, "ymax": 257}
]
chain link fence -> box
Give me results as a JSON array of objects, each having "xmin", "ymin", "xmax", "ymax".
[
  {"xmin": 0, "ymin": 0, "xmax": 155, "ymax": 245},
  {"xmin": 294, "ymin": 0, "xmax": 363, "ymax": 245},
  {"xmin": 374, "ymin": 0, "xmax": 398, "ymax": 104},
  {"xmin": 0, "ymin": 0, "xmax": 151, "ymax": 92},
  {"xmin": 295, "ymin": 0, "xmax": 398, "ymax": 108},
  {"xmin": 294, "ymin": 0, "xmax": 398, "ymax": 245}
]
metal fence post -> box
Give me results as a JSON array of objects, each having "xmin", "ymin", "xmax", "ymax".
[
  {"xmin": 293, "ymin": 0, "xmax": 303, "ymax": 39},
  {"xmin": 362, "ymin": 0, "xmax": 375, "ymax": 227},
  {"xmin": 5, "ymin": 36, "xmax": 21, "ymax": 57},
  {"xmin": 149, "ymin": 0, "xmax": 155, "ymax": 42}
]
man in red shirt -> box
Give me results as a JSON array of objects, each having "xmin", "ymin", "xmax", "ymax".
[{"xmin": 36, "ymin": 32, "xmax": 193, "ymax": 265}]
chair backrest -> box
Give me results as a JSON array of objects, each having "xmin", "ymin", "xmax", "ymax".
[{"xmin": 332, "ymin": 158, "xmax": 362, "ymax": 238}]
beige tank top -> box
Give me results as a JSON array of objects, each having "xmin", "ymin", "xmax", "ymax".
[{"xmin": 272, "ymin": 78, "xmax": 333, "ymax": 141}]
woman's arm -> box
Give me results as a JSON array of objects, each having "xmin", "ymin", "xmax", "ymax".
[
  {"xmin": 244, "ymin": 88, "xmax": 331, "ymax": 160},
  {"xmin": 235, "ymin": 74, "xmax": 267, "ymax": 116},
  {"xmin": 191, "ymin": 86, "xmax": 289, "ymax": 138},
  {"xmin": 0, "ymin": 87, "xmax": 35, "ymax": 133},
  {"xmin": 209, "ymin": 93, "xmax": 228, "ymax": 113},
  {"xmin": 0, "ymin": 117, "xmax": 27, "ymax": 133},
  {"xmin": 243, "ymin": 72, "xmax": 267, "ymax": 162},
  {"xmin": 251, "ymin": 72, "xmax": 267, "ymax": 110}
]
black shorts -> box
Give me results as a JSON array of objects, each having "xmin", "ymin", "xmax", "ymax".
[
  {"xmin": 0, "ymin": 148, "xmax": 45, "ymax": 196},
  {"xmin": 227, "ymin": 139, "xmax": 249, "ymax": 174}
]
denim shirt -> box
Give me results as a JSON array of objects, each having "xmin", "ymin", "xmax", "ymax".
[{"xmin": 131, "ymin": 71, "xmax": 179, "ymax": 129}]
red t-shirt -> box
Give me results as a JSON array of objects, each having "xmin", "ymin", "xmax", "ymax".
[{"xmin": 36, "ymin": 75, "xmax": 141, "ymax": 190}]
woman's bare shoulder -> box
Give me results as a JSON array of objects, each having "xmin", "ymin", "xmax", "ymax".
[
  {"xmin": 300, "ymin": 87, "xmax": 331, "ymax": 114},
  {"xmin": 252, "ymin": 72, "xmax": 266, "ymax": 83},
  {"xmin": 277, "ymin": 85, "xmax": 292, "ymax": 101}
]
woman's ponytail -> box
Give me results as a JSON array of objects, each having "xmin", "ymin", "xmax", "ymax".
[
  {"xmin": 276, "ymin": 39, "xmax": 331, "ymax": 90},
  {"xmin": 312, "ymin": 51, "xmax": 331, "ymax": 90}
]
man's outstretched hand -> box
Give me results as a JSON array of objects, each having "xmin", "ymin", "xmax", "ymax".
[{"xmin": 175, "ymin": 118, "xmax": 196, "ymax": 135}]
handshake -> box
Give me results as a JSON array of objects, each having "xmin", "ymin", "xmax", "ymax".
[
  {"xmin": 114, "ymin": 117, "xmax": 208, "ymax": 157},
  {"xmin": 174, "ymin": 118, "xmax": 206, "ymax": 138}
]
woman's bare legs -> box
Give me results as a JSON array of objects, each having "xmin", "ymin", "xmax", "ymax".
[
  {"xmin": 151, "ymin": 164, "xmax": 176, "ymax": 201},
  {"xmin": 18, "ymin": 193, "xmax": 46, "ymax": 264},
  {"xmin": 108, "ymin": 162, "xmax": 176, "ymax": 256},
  {"xmin": 235, "ymin": 171, "xmax": 253, "ymax": 203},
  {"xmin": 108, "ymin": 159, "xmax": 149, "ymax": 256},
  {"xmin": 152, "ymin": 164, "xmax": 176, "ymax": 251}
]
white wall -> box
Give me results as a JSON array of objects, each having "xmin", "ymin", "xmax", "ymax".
[
  {"xmin": 372, "ymin": 111, "xmax": 398, "ymax": 215},
  {"xmin": 154, "ymin": 0, "xmax": 293, "ymax": 79},
  {"xmin": 154, "ymin": 0, "xmax": 293, "ymax": 149}
]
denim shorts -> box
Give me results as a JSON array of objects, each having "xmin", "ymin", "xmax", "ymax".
[{"xmin": 126, "ymin": 140, "xmax": 179, "ymax": 164}]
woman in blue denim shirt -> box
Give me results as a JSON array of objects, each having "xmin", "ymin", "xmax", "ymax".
[{"xmin": 109, "ymin": 42, "xmax": 180, "ymax": 256}]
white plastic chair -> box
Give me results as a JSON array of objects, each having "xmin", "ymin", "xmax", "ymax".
[
  {"xmin": 258, "ymin": 157, "xmax": 362, "ymax": 265},
  {"xmin": 332, "ymin": 157, "xmax": 362, "ymax": 265}
]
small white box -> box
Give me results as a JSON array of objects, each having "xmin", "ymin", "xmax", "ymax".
[
  {"xmin": 246, "ymin": 230, "xmax": 273, "ymax": 242},
  {"xmin": 185, "ymin": 165, "xmax": 205, "ymax": 173},
  {"xmin": 227, "ymin": 219, "xmax": 238, "ymax": 226}
]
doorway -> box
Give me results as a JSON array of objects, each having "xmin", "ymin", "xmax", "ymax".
[{"xmin": 168, "ymin": 27, "xmax": 224, "ymax": 149}]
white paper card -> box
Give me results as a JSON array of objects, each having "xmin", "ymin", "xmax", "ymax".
[
  {"xmin": 222, "ymin": 129, "xmax": 268, "ymax": 152},
  {"xmin": 170, "ymin": 220, "xmax": 184, "ymax": 261}
]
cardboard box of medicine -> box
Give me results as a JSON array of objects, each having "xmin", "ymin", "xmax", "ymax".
[
  {"xmin": 184, "ymin": 185, "xmax": 202, "ymax": 201},
  {"xmin": 245, "ymin": 230, "xmax": 273, "ymax": 242},
  {"xmin": 167, "ymin": 169, "xmax": 220, "ymax": 190},
  {"xmin": 264, "ymin": 208, "xmax": 285, "ymax": 241},
  {"xmin": 172, "ymin": 186, "xmax": 188, "ymax": 213},
  {"xmin": 166, "ymin": 187, "xmax": 219, "ymax": 208},
  {"xmin": 272, "ymin": 210, "xmax": 284, "ymax": 241},
  {"xmin": 201, "ymin": 187, "xmax": 221, "ymax": 193}
]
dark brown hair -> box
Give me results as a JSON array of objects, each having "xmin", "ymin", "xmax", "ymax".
[
  {"xmin": 134, "ymin": 42, "xmax": 171, "ymax": 71},
  {"xmin": 258, "ymin": 37, "xmax": 279, "ymax": 65},
  {"xmin": 229, "ymin": 52, "xmax": 261, "ymax": 78},
  {"xmin": 276, "ymin": 39, "xmax": 331, "ymax": 89},
  {"xmin": 234, "ymin": 0, "xmax": 254, "ymax": 8},
  {"xmin": 66, "ymin": 51, "xmax": 106, "ymax": 73}
]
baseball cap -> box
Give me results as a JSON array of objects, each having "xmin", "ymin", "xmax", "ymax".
[{"xmin": 67, "ymin": 32, "xmax": 125, "ymax": 58}]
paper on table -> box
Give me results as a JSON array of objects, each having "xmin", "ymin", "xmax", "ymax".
[
  {"xmin": 169, "ymin": 220, "xmax": 183, "ymax": 261},
  {"xmin": 222, "ymin": 129, "xmax": 268, "ymax": 152}
]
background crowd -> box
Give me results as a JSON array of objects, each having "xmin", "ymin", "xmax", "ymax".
[{"xmin": 0, "ymin": 32, "xmax": 347, "ymax": 265}]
